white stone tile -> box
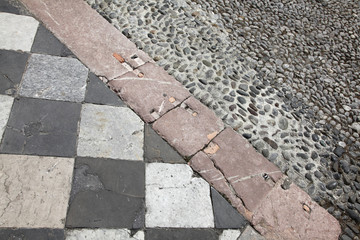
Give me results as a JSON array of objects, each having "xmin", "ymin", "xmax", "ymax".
[
  {"xmin": 0, "ymin": 13, "xmax": 38, "ymax": 51},
  {"xmin": 146, "ymin": 163, "xmax": 214, "ymax": 228},
  {"xmin": 66, "ymin": 229, "xmax": 144, "ymax": 240},
  {"xmin": 0, "ymin": 154, "xmax": 74, "ymax": 228},
  {"xmin": 77, "ymin": 104, "xmax": 144, "ymax": 160},
  {"xmin": 219, "ymin": 230, "xmax": 242, "ymax": 240},
  {"xmin": 19, "ymin": 54, "xmax": 88, "ymax": 102},
  {"xmin": 0, "ymin": 95, "xmax": 14, "ymax": 141}
]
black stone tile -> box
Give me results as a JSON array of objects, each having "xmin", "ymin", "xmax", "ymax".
[
  {"xmin": 0, "ymin": 0, "xmax": 26, "ymax": 14},
  {"xmin": 0, "ymin": 97, "xmax": 81, "ymax": 157},
  {"xmin": 31, "ymin": 24, "xmax": 75, "ymax": 57},
  {"xmin": 0, "ymin": 50, "xmax": 29, "ymax": 96},
  {"xmin": 84, "ymin": 72, "xmax": 125, "ymax": 106},
  {"xmin": 0, "ymin": 228, "xmax": 64, "ymax": 240},
  {"xmin": 145, "ymin": 229, "xmax": 219, "ymax": 240},
  {"xmin": 211, "ymin": 188, "xmax": 249, "ymax": 229},
  {"xmin": 66, "ymin": 157, "xmax": 145, "ymax": 229},
  {"xmin": 144, "ymin": 124, "xmax": 185, "ymax": 163}
]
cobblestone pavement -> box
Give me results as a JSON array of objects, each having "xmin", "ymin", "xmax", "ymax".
[{"xmin": 0, "ymin": 1, "xmax": 263, "ymax": 239}]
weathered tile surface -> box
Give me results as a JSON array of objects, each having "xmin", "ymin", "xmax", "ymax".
[
  {"xmin": 20, "ymin": 0, "xmax": 151, "ymax": 79},
  {"xmin": 0, "ymin": 154, "xmax": 74, "ymax": 228},
  {"xmin": 31, "ymin": 24, "xmax": 74, "ymax": 57},
  {"xmin": 144, "ymin": 124, "xmax": 185, "ymax": 163},
  {"xmin": 109, "ymin": 63, "xmax": 190, "ymax": 123},
  {"xmin": 206, "ymin": 128, "xmax": 282, "ymax": 211},
  {"xmin": 239, "ymin": 226, "xmax": 265, "ymax": 240},
  {"xmin": 66, "ymin": 229, "xmax": 144, "ymax": 240},
  {"xmin": 219, "ymin": 230, "xmax": 242, "ymax": 240},
  {"xmin": 19, "ymin": 54, "xmax": 88, "ymax": 102},
  {"xmin": 0, "ymin": 97, "xmax": 80, "ymax": 157},
  {"xmin": 77, "ymin": 104, "xmax": 144, "ymax": 160},
  {"xmin": 85, "ymin": 72, "xmax": 125, "ymax": 107},
  {"xmin": 0, "ymin": 50, "xmax": 29, "ymax": 95},
  {"xmin": 146, "ymin": 163, "xmax": 214, "ymax": 228},
  {"xmin": 66, "ymin": 157, "xmax": 144, "ymax": 228},
  {"xmin": 0, "ymin": 228, "xmax": 65, "ymax": 240},
  {"xmin": 251, "ymin": 181, "xmax": 341, "ymax": 240},
  {"xmin": 145, "ymin": 229, "xmax": 218, "ymax": 240},
  {"xmin": 0, "ymin": 95, "xmax": 13, "ymax": 141},
  {"xmin": 211, "ymin": 188, "xmax": 248, "ymax": 229},
  {"xmin": 0, "ymin": 0, "xmax": 22, "ymax": 14},
  {"xmin": 153, "ymin": 97, "xmax": 224, "ymax": 157},
  {"xmin": 0, "ymin": 12, "xmax": 38, "ymax": 51}
]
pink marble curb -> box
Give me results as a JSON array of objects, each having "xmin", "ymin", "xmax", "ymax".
[{"xmin": 20, "ymin": 0, "xmax": 342, "ymax": 239}]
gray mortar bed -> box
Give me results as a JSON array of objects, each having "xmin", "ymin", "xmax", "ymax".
[{"xmin": 86, "ymin": 0, "xmax": 360, "ymax": 238}]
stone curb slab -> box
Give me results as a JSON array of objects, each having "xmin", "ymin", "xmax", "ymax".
[
  {"xmin": 109, "ymin": 63, "xmax": 190, "ymax": 123},
  {"xmin": 153, "ymin": 96, "xmax": 224, "ymax": 157},
  {"xmin": 19, "ymin": 0, "xmax": 151, "ymax": 80}
]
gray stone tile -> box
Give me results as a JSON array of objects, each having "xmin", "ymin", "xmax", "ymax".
[
  {"xmin": 66, "ymin": 157, "xmax": 145, "ymax": 228},
  {"xmin": 0, "ymin": 95, "xmax": 13, "ymax": 142},
  {"xmin": 0, "ymin": 12, "xmax": 38, "ymax": 51},
  {"xmin": 0, "ymin": 229, "xmax": 64, "ymax": 240},
  {"xmin": 0, "ymin": 50, "xmax": 29, "ymax": 95},
  {"xmin": 211, "ymin": 188, "xmax": 249, "ymax": 229},
  {"xmin": 145, "ymin": 229, "xmax": 219, "ymax": 240},
  {"xmin": 77, "ymin": 104, "xmax": 144, "ymax": 161},
  {"xmin": 145, "ymin": 163, "xmax": 214, "ymax": 228},
  {"xmin": 31, "ymin": 24, "xmax": 74, "ymax": 57},
  {"xmin": 219, "ymin": 230, "xmax": 242, "ymax": 240},
  {"xmin": 0, "ymin": 154, "xmax": 74, "ymax": 228},
  {"xmin": 0, "ymin": 97, "xmax": 81, "ymax": 157},
  {"xmin": 66, "ymin": 229, "xmax": 144, "ymax": 240},
  {"xmin": 19, "ymin": 54, "xmax": 88, "ymax": 102},
  {"xmin": 84, "ymin": 72, "xmax": 125, "ymax": 106},
  {"xmin": 238, "ymin": 226, "xmax": 265, "ymax": 240},
  {"xmin": 0, "ymin": 0, "xmax": 28, "ymax": 15},
  {"xmin": 144, "ymin": 124, "xmax": 185, "ymax": 163}
]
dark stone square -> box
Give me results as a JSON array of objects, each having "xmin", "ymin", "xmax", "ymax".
[
  {"xmin": 0, "ymin": 97, "xmax": 81, "ymax": 157},
  {"xmin": 31, "ymin": 24, "xmax": 74, "ymax": 57},
  {"xmin": 0, "ymin": 0, "xmax": 26, "ymax": 14},
  {"xmin": 66, "ymin": 157, "xmax": 145, "ymax": 229},
  {"xmin": 144, "ymin": 124, "xmax": 185, "ymax": 163},
  {"xmin": 84, "ymin": 72, "xmax": 125, "ymax": 106},
  {"xmin": 0, "ymin": 228, "xmax": 64, "ymax": 240},
  {"xmin": 145, "ymin": 229, "xmax": 219, "ymax": 240},
  {"xmin": 0, "ymin": 50, "xmax": 29, "ymax": 95},
  {"xmin": 211, "ymin": 187, "xmax": 249, "ymax": 229}
]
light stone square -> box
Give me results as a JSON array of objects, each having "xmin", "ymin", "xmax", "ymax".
[
  {"xmin": 0, "ymin": 13, "xmax": 39, "ymax": 51},
  {"xmin": 19, "ymin": 54, "xmax": 88, "ymax": 102},
  {"xmin": 77, "ymin": 104, "xmax": 144, "ymax": 160},
  {"xmin": 66, "ymin": 229, "xmax": 144, "ymax": 240},
  {"xmin": 146, "ymin": 163, "xmax": 214, "ymax": 228},
  {"xmin": 0, "ymin": 95, "xmax": 14, "ymax": 141},
  {"xmin": 0, "ymin": 154, "xmax": 74, "ymax": 228}
]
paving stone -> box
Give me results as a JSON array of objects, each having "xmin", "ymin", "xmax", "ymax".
[
  {"xmin": 207, "ymin": 128, "xmax": 282, "ymax": 211},
  {"xmin": 145, "ymin": 229, "xmax": 218, "ymax": 240},
  {"xmin": 0, "ymin": 0, "xmax": 22, "ymax": 14},
  {"xmin": 66, "ymin": 157, "xmax": 144, "ymax": 228},
  {"xmin": 0, "ymin": 154, "xmax": 74, "ymax": 228},
  {"xmin": 0, "ymin": 95, "xmax": 13, "ymax": 141},
  {"xmin": 20, "ymin": 0, "xmax": 152, "ymax": 79},
  {"xmin": 77, "ymin": 104, "xmax": 144, "ymax": 160},
  {"xmin": 0, "ymin": 50, "xmax": 29, "ymax": 95},
  {"xmin": 238, "ymin": 226, "xmax": 265, "ymax": 240},
  {"xmin": 0, "ymin": 12, "xmax": 38, "ymax": 51},
  {"xmin": 145, "ymin": 163, "xmax": 214, "ymax": 228},
  {"xmin": 109, "ymin": 63, "xmax": 190, "ymax": 123},
  {"xmin": 144, "ymin": 124, "xmax": 185, "ymax": 163},
  {"xmin": 190, "ymin": 151, "xmax": 252, "ymax": 220},
  {"xmin": 85, "ymin": 72, "xmax": 125, "ymax": 107},
  {"xmin": 0, "ymin": 228, "xmax": 65, "ymax": 240},
  {"xmin": 251, "ymin": 181, "xmax": 341, "ymax": 240},
  {"xmin": 153, "ymin": 97, "xmax": 224, "ymax": 157},
  {"xmin": 211, "ymin": 188, "xmax": 249, "ymax": 229},
  {"xmin": 219, "ymin": 230, "xmax": 242, "ymax": 240},
  {"xmin": 0, "ymin": 97, "xmax": 80, "ymax": 157},
  {"xmin": 66, "ymin": 229, "xmax": 144, "ymax": 240},
  {"xmin": 19, "ymin": 54, "xmax": 88, "ymax": 102},
  {"xmin": 31, "ymin": 24, "xmax": 74, "ymax": 57}
]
